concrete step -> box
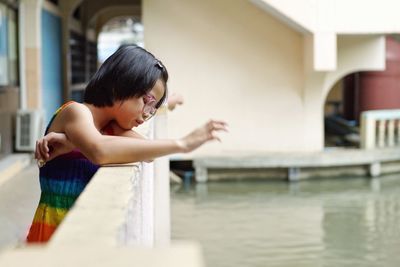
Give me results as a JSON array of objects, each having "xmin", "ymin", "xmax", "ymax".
[
  {"xmin": 192, "ymin": 148, "xmax": 400, "ymax": 182},
  {"xmin": 0, "ymin": 154, "xmax": 32, "ymax": 187},
  {"xmin": 0, "ymin": 162, "xmax": 40, "ymax": 252}
]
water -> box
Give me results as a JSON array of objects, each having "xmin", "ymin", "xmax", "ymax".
[{"xmin": 171, "ymin": 176, "xmax": 400, "ymax": 267}]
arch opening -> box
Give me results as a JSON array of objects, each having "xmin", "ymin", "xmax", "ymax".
[{"xmin": 324, "ymin": 74, "xmax": 360, "ymax": 148}]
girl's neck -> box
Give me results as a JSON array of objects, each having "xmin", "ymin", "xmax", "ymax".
[{"xmin": 83, "ymin": 103, "xmax": 114, "ymax": 131}]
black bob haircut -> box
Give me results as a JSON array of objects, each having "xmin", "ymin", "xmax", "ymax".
[{"xmin": 84, "ymin": 44, "xmax": 168, "ymax": 108}]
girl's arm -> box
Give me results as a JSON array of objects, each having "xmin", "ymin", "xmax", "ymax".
[
  {"xmin": 59, "ymin": 103, "xmax": 226, "ymax": 165},
  {"xmin": 106, "ymin": 120, "xmax": 153, "ymax": 162},
  {"xmin": 35, "ymin": 121, "xmax": 148, "ymax": 163}
]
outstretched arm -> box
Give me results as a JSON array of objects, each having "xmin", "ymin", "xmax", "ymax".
[{"xmin": 41, "ymin": 103, "xmax": 227, "ymax": 165}]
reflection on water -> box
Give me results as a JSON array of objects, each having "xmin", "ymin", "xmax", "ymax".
[{"xmin": 171, "ymin": 175, "xmax": 400, "ymax": 267}]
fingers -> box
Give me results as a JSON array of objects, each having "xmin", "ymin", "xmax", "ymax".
[
  {"xmin": 35, "ymin": 139, "xmax": 47, "ymax": 160},
  {"xmin": 39, "ymin": 138, "xmax": 50, "ymax": 160},
  {"xmin": 43, "ymin": 138, "xmax": 49, "ymax": 155},
  {"xmin": 35, "ymin": 139, "xmax": 47, "ymax": 168},
  {"xmin": 206, "ymin": 119, "xmax": 229, "ymax": 134},
  {"xmin": 205, "ymin": 119, "xmax": 228, "ymax": 143},
  {"xmin": 213, "ymin": 124, "xmax": 228, "ymax": 132},
  {"xmin": 207, "ymin": 119, "xmax": 228, "ymax": 128},
  {"xmin": 35, "ymin": 140, "xmax": 40, "ymax": 160},
  {"xmin": 35, "ymin": 132, "xmax": 71, "ymax": 166}
]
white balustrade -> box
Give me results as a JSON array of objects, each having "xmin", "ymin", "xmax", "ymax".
[
  {"xmin": 378, "ymin": 119, "xmax": 385, "ymax": 148},
  {"xmin": 388, "ymin": 120, "xmax": 395, "ymax": 147},
  {"xmin": 153, "ymin": 105, "xmax": 171, "ymax": 246},
  {"xmin": 132, "ymin": 104, "xmax": 170, "ymax": 246},
  {"xmin": 361, "ymin": 109, "xmax": 400, "ymax": 149}
]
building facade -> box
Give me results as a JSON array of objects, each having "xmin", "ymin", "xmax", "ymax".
[{"xmin": 3, "ymin": 0, "xmax": 400, "ymax": 159}]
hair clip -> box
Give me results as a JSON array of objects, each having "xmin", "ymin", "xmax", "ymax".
[{"xmin": 155, "ymin": 61, "xmax": 164, "ymax": 69}]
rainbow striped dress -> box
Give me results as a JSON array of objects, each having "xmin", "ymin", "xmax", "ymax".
[{"xmin": 26, "ymin": 102, "xmax": 101, "ymax": 243}]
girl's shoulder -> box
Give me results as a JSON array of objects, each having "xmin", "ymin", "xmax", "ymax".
[
  {"xmin": 55, "ymin": 102, "xmax": 92, "ymax": 123},
  {"xmin": 59, "ymin": 102, "xmax": 91, "ymax": 118},
  {"xmin": 47, "ymin": 102, "xmax": 93, "ymax": 133}
]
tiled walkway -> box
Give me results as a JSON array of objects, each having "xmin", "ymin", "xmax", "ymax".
[{"xmin": 0, "ymin": 164, "xmax": 40, "ymax": 252}]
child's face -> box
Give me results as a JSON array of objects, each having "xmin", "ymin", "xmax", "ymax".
[{"xmin": 114, "ymin": 79, "xmax": 165, "ymax": 130}]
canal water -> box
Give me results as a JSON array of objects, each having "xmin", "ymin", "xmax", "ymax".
[{"xmin": 171, "ymin": 175, "xmax": 400, "ymax": 267}]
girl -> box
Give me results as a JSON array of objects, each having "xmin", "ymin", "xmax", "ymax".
[{"xmin": 27, "ymin": 45, "xmax": 227, "ymax": 242}]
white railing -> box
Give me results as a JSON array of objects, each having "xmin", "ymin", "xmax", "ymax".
[
  {"xmin": 125, "ymin": 105, "xmax": 170, "ymax": 246},
  {"xmin": 153, "ymin": 106, "xmax": 171, "ymax": 246},
  {"xmin": 361, "ymin": 109, "xmax": 400, "ymax": 149}
]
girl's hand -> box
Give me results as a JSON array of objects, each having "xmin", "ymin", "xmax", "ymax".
[
  {"xmin": 178, "ymin": 120, "xmax": 228, "ymax": 153},
  {"xmin": 35, "ymin": 132, "xmax": 75, "ymax": 166},
  {"xmin": 167, "ymin": 92, "xmax": 184, "ymax": 111}
]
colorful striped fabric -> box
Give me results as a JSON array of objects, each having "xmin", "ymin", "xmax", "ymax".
[{"xmin": 26, "ymin": 102, "xmax": 100, "ymax": 243}]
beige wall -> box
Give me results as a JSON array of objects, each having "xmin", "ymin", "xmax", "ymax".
[{"xmin": 144, "ymin": 0, "xmax": 305, "ymax": 155}]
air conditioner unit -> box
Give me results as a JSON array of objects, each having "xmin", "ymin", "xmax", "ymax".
[{"xmin": 15, "ymin": 110, "xmax": 44, "ymax": 152}]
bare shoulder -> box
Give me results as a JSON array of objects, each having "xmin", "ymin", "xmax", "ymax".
[
  {"xmin": 48, "ymin": 102, "xmax": 93, "ymax": 133},
  {"xmin": 61, "ymin": 102, "xmax": 92, "ymax": 121}
]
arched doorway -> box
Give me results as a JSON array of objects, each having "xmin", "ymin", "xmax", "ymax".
[{"xmin": 324, "ymin": 77, "xmax": 360, "ymax": 148}]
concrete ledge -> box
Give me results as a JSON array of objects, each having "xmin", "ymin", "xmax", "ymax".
[
  {"xmin": 50, "ymin": 165, "xmax": 140, "ymax": 247},
  {"xmin": 193, "ymin": 148, "xmax": 400, "ymax": 181},
  {"xmin": 0, "ymin": 154, "xmax": 32, "ymax": 186},
  {"xmin": 0, "ymin": 242, "xmax": 205, "ymax": 267},
  {"xmin": 0, "ymin": 163, "xmax": 205, "ymax": 266}
]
